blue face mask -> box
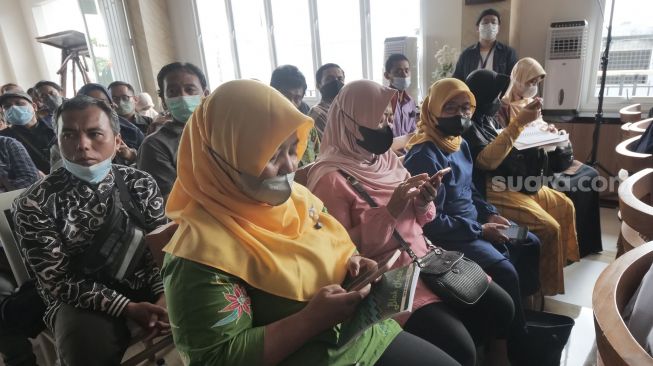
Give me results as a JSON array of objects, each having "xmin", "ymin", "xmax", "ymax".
[
  {"xmin": 166, "ymin": 95, "xmax": 201, "ymax": 123},
  {"xmin": 62, "ymin": 156, "xmax": 113, "ymax": 184},
  {"xmin": 5, "ymin": 105, "xmax": 34, "ymax": 126}
]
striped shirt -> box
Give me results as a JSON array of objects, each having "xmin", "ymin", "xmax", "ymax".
[{"xmin": 0, "ymin": 136, "xmax": 40, "ymax": 192}]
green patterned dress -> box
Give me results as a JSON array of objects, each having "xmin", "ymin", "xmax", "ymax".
[{"xmin": 162, "ymin": 254, "xmax": 401, "ymax": 366}]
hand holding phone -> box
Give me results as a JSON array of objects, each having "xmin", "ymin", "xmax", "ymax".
[
  {"xmin": 430, "ymin": 167, "xmax": 452, "ymax": 187},
  {"xmin": 499, "ymin": 225, "xmax": 528, "ymax": 241},
  {"xmin": 343, "ymin": 250, "xmax": 401, "ymax": 291}
]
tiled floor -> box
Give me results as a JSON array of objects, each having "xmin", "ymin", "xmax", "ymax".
[
  {"xmin": 544, "ymin": 207, "xmax": 620, "ymax": 366},
  {"xmin": 16, "ymin": 208, "xmax": 622, "ymax": 366}
]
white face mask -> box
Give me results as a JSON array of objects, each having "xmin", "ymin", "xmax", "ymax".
[
  {"xmin": 391, "ymin": 77, "xmax": 411, "ymax": 91},
  {"xmin": 238, "ymin": 172, "xmax": 295, "ymax": 206},
  {"xmin": 520, "ymin": 83, "xmax": 538, "ymax": 99},
  {"xmin": 209, "ymin": 148, "xmax": 295, "ymax": 205},
  {"xmin": 62, "ymin": 156, "xmax": 113, "ymax": 184},
  {"xmin": 479, "ymin": 23, "xmax": 499, "ymax": 41}
]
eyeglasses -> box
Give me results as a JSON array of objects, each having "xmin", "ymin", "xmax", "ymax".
[
  {"xmin": 442, "ymin": 103, "xmax": 475, "ymax": 115},
  {"xmin": 112, "ymin": 95, "xmax": 134, "ymax": 103}
]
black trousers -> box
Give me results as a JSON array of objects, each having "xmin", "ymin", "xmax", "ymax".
[
  {"xmin": 53, "ymin": 286, "xmax": 156, "ymax": 366},
  {"xmin": 0, "ymin": 263, "xmax": 37, "ymax": 366},
  {"xmin": 375, "ymin": 331, "xmax": 461, "ymax": 366},
  {"xmin": 402, "ymin": 282, "xmax": 514, "ymax": 366}
]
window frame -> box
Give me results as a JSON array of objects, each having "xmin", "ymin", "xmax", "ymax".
[
  {"xmin": 193, "ymin": 0, "xmax": 401, "ymax": 105},
  {"xmin": 581, "ymin": 1, "xmax": 653, "ymax": 114}
]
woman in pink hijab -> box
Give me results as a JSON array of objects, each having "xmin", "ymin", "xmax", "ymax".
[{"xmin": 307, "ymin": 80, "xmax": 514, "ymax": 366}]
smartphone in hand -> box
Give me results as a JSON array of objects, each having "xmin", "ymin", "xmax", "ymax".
[
  {"xmin": 430, "ymin": 167, "xmax": 452, "ymax": 185},
  {"xmin": 343, "ymin": 250, "xmax": 401, "ymax": 291},
  {"xmin": 499, "ymin": 225, "xmax": 528, "ymax": 241}
]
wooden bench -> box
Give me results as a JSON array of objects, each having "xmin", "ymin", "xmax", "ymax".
[
  {"xmin": 620, "ymin": 104, "xmax": 643, "ymax": 123},
  {"xmin": 621, "ymin": 118, "xmax": 653, "ymax": 141},
  {"xmin": 619, "ymin": 169, "xmax": 653, "ymax": 253},
  {"xmin": 593, "ymin": 241, "xmax": 653, "ymax": 366},
  {"xmin": 631, "ymin": 118, "xmax": 653, "ymax": 135},
  {"xmin": 616, "ymin": 136, "xmax": 653, "ymax": 174}
]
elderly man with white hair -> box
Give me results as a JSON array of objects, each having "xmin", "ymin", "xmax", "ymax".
[{"xmin": 135, "ymin": 92, "xmax": 159, "ymax": 120}]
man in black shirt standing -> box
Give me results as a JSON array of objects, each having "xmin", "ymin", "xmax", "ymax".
[{"xmin": 453, "ymin": 8, "xmax": 518, "ymax": 81}]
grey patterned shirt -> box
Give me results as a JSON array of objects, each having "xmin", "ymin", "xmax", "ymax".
[{"xmin": 12, "ymin": 165, "xmax": 166, "ymax": 329}]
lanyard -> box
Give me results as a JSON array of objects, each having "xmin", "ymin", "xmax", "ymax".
[{"xmin": 480, "ymin": 41, "xmax": 497, "ymax": 69}]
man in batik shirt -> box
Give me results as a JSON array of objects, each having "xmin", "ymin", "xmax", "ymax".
[{"xmin": 12, "ymin": 95, "xmax": 168, "ymax": 365}]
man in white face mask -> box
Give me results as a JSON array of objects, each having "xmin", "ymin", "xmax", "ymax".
[
  {"xmin": 384, "ymin": 53, "xmax": 418, "ymax": 140},
  {"xmin": 12, "ymin": 95, "xmax": 171, "ymax": 365},
  {"xmin": 453, "ymin": 8, "xmax": 518, "ymax": 81}
]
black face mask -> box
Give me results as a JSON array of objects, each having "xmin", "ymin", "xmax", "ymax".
[
  {"xmin": 44, "ymin": 95, "xmax": 64, "ymax": 113},
  {"xmin": 356, "ymin": 125, "xmax": 394, "ymax": 155},
  {"xmin": 320, "ymin": 80, "xmax": 344, "ymax": 100},
  {"xmin": 436, "ymin": 115, "xmax": 473, "ymax": 136},
  {"xmin": 476, "ymin": 98, "xmax": 501, "ymax": 117}
]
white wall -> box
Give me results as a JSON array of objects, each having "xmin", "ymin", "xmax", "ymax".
[
  {"xmin": 420, "ymin": 0, "xmax": 462, "ymax": 96},
  {"xmin": 0, "ymin": 0, "xmax": 49, "ymax": 88},
  {"xmin": 165, "ymin": 0, "xmax": 204, "ymax": 68},
  {"xmin": 0, "ymin": 25, "xmax": 17, "ymax": 84}
]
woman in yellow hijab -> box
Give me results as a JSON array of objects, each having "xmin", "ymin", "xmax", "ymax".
[
  {"xmin": 161, "ymin": 80, "xmax": 459, "ymax": 366},
  {"xmin": 491, "ymin": 57, "xmax": 583, "ymax": 295},
  {"xmin": 498, "ymin": 57, "xmax": 546, "ymax": 124},
  {"xmin": 404, "ymin": 78, "xmax": 541, "ymax": 364}
]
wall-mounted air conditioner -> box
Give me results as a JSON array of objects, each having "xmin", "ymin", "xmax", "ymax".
[
  {"xmin": 383, "ymin": 36, "xmax": 420, "ymax": 100},
  {"xmin": 543, "ymin": 20, "xmax": 589, "ymax": 113}
]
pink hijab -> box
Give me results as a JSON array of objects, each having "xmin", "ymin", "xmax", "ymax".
[{"xmin": 307, "ymin": 80, "xmax": 410, "ymax": 191}]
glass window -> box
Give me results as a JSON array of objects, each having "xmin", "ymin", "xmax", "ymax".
[
  {"xmin": 317, "ymin": 0, "xmax": 364, "ymax": 81},
  {"xmin": 231, "ymin": 0, "xmax": 273, "ymax": 83},
  {"xmin": 271, "ymin": 0, "xmax": 316, "ymax": 97},
  {"xmin": 196, "ymin": 0, "xmax": 236, "ymax": 89},
  {"xmin": 369, "ymin": 0, "xmax": 420, "ymax": 85},
  {"xmin": 595, "ymin": 0, "xmax": 653, "ymax": 98},
  {"xmin": 32, "ymin": 0, "xmax": 89, "ymax": 96}
]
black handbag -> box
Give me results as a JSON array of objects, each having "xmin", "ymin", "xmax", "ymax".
[
  {"xmin": 339, "ymin": 170, "xmax": 490, "ymax": 307},
  {"xmin": 548, "ymin": 144, "xmax": 574, "ymax": 174},
  {"xmin": 508, "ymin": 310, "xmax": 575, "ymax": 366},
  {"xmin": 71, "ymin": 167, "xmax": 150, "ymax": 282}
]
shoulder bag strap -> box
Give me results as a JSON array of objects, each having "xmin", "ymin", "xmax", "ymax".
[
  {"xmin": 112, "ymin": 167, "xmax": 148, "ymax": 228},
  {"xmin": 337, "ymin": 169, "xmax": 422, "ymax": 265}
]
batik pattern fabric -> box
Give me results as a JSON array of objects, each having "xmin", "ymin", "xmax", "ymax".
[
  {"xmin": 299, "ymin": 127, "xmax": 321, "ymax": 167},
  {"xmin": 11, "ymin": 165, "xmax": 166, "ymax": 329},
  {"xmin": 163, "ymin": 254, "xmax": 401, "ymax": 366}
]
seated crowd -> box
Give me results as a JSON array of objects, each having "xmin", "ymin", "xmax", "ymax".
[{"xmin": 0, "ymin": 7, "xmax": 589, "ymax": 366}]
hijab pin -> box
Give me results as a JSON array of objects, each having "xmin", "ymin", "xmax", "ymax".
[{"xmin": 309, "ymin": 206, "xmax": 323, "ymax": 229}]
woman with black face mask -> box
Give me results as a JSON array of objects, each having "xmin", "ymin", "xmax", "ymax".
[
  {"xmin": 403, "ymin": 78, "xmax": 542, "ymax": 365},
  {"xmin": 308, "ymin": 80, "xmax": 515, "ymax": 366}
]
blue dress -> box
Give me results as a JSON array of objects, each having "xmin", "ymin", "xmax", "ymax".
[{"xmin": 404, "ymin": 140, "xmax": 540, "ymax": 298}]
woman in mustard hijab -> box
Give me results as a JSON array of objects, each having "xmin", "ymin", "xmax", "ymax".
[
  {"xmin": 403, "ymin": 78, "xmax": 540, "ymax": 363},
  {"xmin": 161, "ymin": 80, "xmax": 459, "ymax": 366},
  {"xmin": 494, "ymin": 57, "xmax": 587, "ymax": 293}
]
